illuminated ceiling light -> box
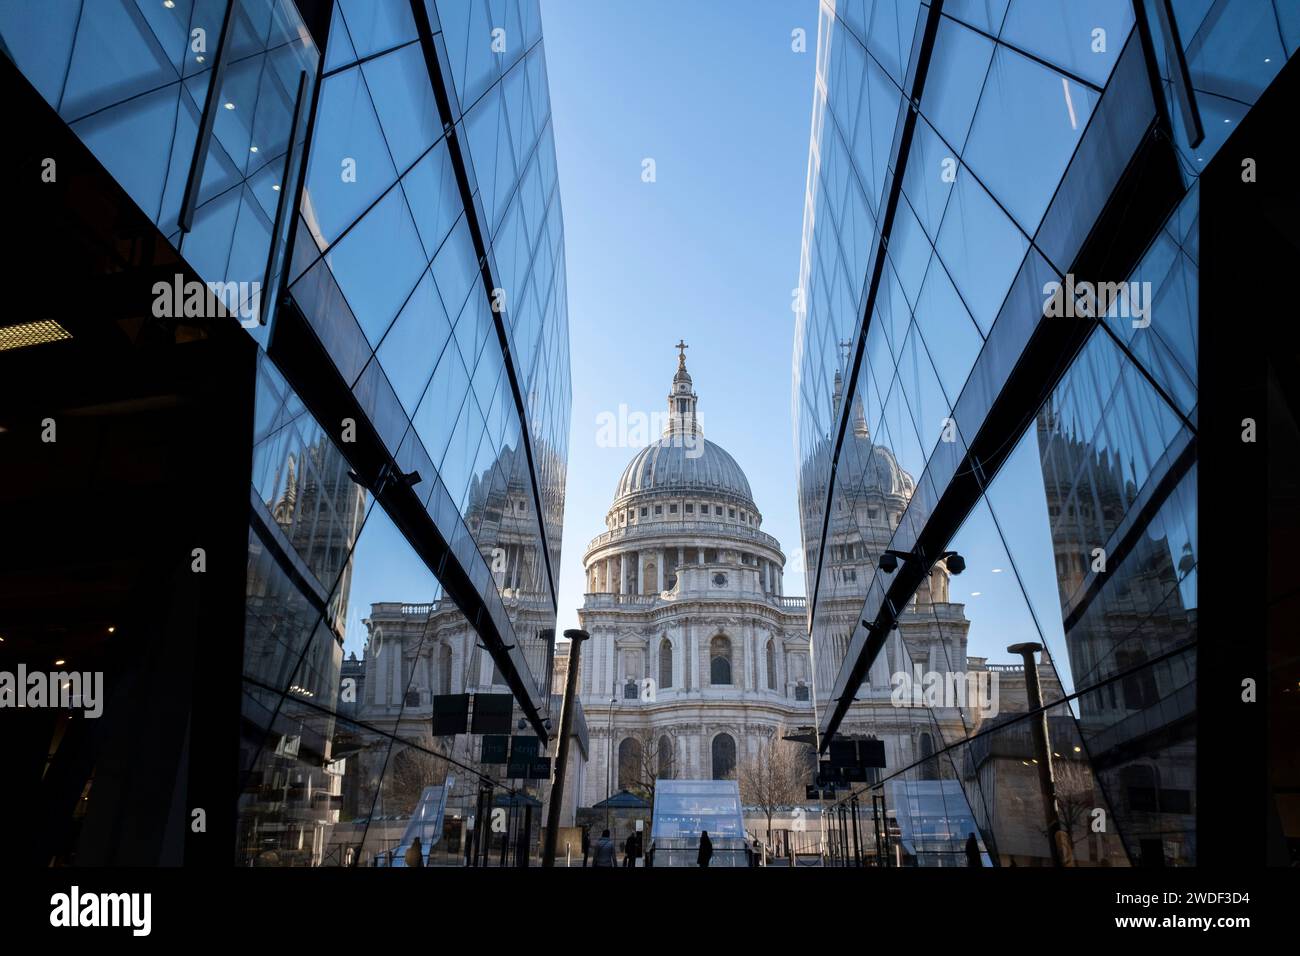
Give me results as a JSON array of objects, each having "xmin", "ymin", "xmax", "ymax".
[
  {"xmin": 0, "ymin": 319, "xmax": 72, "ymax": 351},
  {"xmin": 163, "ymin": 0, "xmax": 175, "ymax": 7},
  {"xmin": 196, "ymin": 55, "xmax": 205, "ymax": 63},
  {"xmin": 970, "ymin": 591, "xmax": 981, "ymax": 597},
  {"xmin": 1223, "ymin": 118, "xmax": 1230, "ymax": 124},
  {"xmin": 224, "ymin": 102, "xmax": 235, "ymax": 110},
  {"xmin": 54, "ymin": 659, "xmax": 66, "ymax": 666},
  {"xmin": 991, "ymin": 568, "xmax": 1003, "ymax": 573},
  {"xmin": 1265, "ymin": 57, "xmax": 1272, "ymax": 63},
  {"xmin": 272, "ymin": 184, "xmax": 280, "ymax": 191},
  {"xmin": 1073, "ymin": 746, "xmax": 1082, "ymax": 753},
  {"xmin": 107, "ymin": 626, "xmax": 116, "ymax": 634},
  {"xmin": 250, "ymin": 145, "xmax": 258, "ymax": 153}
]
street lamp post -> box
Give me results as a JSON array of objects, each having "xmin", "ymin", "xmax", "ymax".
[
  {"xmin": 542, "ymin": 629, "xmax": 588, "ymax": 867},
  {"xmin": 1008, "ymin": 641, "xmax": 1070, "ymax": 866},
  {"xmin": 605, "ymin": 689, "xmax": 618, "ymax": 832}
]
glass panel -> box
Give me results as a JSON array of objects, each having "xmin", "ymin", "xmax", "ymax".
[{"xmin": 963, "ymin": 45, "xmax": 1098, "ymax": 235}]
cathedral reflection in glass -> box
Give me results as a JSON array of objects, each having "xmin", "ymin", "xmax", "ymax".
[
  {"xmin": 1, "ymin": 0, "xmax": 572, "ymax": 867},
  {"xmin": 793, "ymin": 0, "xmax": 1294, "ymax": 866}
]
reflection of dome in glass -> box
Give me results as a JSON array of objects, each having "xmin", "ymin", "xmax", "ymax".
[
  {"xmin": 799, "ymin": 365, "xmax": 915, "ymax": 505},
  {"xmin": 841, "ymin": 431, "xmax": 915, "ymax": 500},
  {"xmin": 614, "ymin": 438, "xmax": 754, "ymax": 505}
]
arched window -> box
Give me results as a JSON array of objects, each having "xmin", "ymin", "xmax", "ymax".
[
  {"xmin": 438, "ymin": 644, "xmax": 452, "ymax": 695},
  {"xmin": 659, "ymin": 639, "xmax": 673, "ymax": 689},
  {"xmin": 918, "ymin": 732, "xmax": 937, "ymax": 780},
  {"xmin": 766, "ymin": 640, "xmax": 776, "ymax": 690},
  {"xmin": 712, "ymin": 733, "xmax": 736, "ymax": 779},
  {"xmin": 657, "ymin": 735, "xmax": 674, "ymax": 780},
  {"xmin": 618, "ymin": 737, "xmax": 642, "ymax": 792},
  {"xmin": 710, "ymin": 635, "xmax": 732, "ymax": 685}
]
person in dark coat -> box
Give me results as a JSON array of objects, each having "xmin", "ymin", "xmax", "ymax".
[
  {"xmin": 624, "ymin": 833, "xmax": 636, "ymax": 867},
  {"xmin": 965, "ymin": 832, "xmax": 983, "ymax": 867},
  {"xmin": 581, "ymin": 826, "xmax": 590, "ymax": 867},
  {"xmin": 404, "ymin": 836, "xmax": 424, "ymax": 868},
  {"xmin": 697, "ymin": 830, "xmax": 713, "ymax": 868},
  {"xmin": 593, "ymin": 828, "xmax": 617, "ymax": 867}
]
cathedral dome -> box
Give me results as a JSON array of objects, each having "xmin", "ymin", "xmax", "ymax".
[{"xmin": 614, "ymin": 437, "xmax": 754, "ymax": 506}]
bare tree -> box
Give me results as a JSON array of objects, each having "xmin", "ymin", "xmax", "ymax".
[
  {"xmin": 381, "ymin": 735, "xmax": 450, "ymax": 813},
  {"xmin": 617, "ymin": 728, "xmax": 674, "ymax": 803},
  {"xmin": 739, "ymin": 729, "xmax": 809, "ymax": 845},
  {"xmin": 1051, "ymin": 757, "xmax": 1103, "ymax": 865}
]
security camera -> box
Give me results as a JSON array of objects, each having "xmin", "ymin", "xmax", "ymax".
[
  {"xmin": 878, "ymin": 551, "xmax": 898, "ymax": 573},
  {"xmin": 942, "ymin": 552, "xmax": 966, "ymax": 574}
]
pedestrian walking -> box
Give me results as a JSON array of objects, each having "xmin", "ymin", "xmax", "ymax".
[
  {"xmin": 404, "ymin": 836, "xmax": 424, "ymax": 868},
  {"xmin": 965, "ymin": 832, "xmax": 983, "ymax": 867},
  {"xmin": 593, "ymin": 828, "xmax": 617, "ymax": 867},
  {"xmin": 581, "ymin": 826, "xmax": 590, "ymax": 867},
  {"xmin": 697, "ymin": 830, "xmax": 713, "ymax": 868}
]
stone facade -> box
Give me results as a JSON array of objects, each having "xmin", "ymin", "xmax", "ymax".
[{"xmin": 575, "ymin": 348, "xmax": 976, "ymax": 809}]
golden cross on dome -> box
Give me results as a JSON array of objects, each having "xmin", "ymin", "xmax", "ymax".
[{"xmin": 675, "ymin": 338, "xmax": 689, "ymax": 368}]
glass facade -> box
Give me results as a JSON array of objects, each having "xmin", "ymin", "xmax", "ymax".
[
  {"xmin": 793, "ymin": 0, "xmax": 1295, "ymax": 866},
  {"xmin": 1, "ymin": 0, "xmax": 573, "ymax": 866}
]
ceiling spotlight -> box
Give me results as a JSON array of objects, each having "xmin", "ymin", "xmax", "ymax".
[
  {"xmin": 54, "ymin": 659, "xmax": 66, "ymax": 666},
  {"xmin": 163, "ymin": 0, "xmax": 175, "ymax": 8},
  {"xmin": 272, "ymin": 184, "xmax": 281, "ymax": 191},
  {"xmin": 108, "ymin": 626, "xmax": 116, "ymax": 634},
  {"xmin": 250, "ymin": 145, "xmax": 259, "ymax": 153},
  {"xmin": 196, "ymin": 55, "xmax": 205, "ymax": 63},
  {"xmin": 224, "ymin": 102, "xmax": 235, "ymax": 110}
]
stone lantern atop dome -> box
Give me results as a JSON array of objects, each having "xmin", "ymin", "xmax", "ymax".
[{"xmin": 665, "ymin": 338, "xmax": 702, "ymax": 442}]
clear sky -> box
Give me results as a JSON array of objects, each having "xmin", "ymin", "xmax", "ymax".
[{"xmin": 541, "ymin": 0, "xmax": 820, "ymax": 632}]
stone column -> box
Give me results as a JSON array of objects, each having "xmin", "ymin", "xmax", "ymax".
[
  {"xmin": 618, "ymin": 553, "xmax": 626, "ymax": 595},
  {"xmin": 605, "ymin": 556, "xmax": 614, "ymax": 594},
  {"xmin": 686, "ymin": 616, "xmax": 696, "ymax": 691},
  {"xmin": 636, "ymin": 552, "xmax": 644, "ymax": 595},
  {"xmin": 657, "ymin": 549, "xmax": 665, "ymax": 591},
  {"xmin": 742, "ymin": 624, "xmax": 753, "ymax": 691}
]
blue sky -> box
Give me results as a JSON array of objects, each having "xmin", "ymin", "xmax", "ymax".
[{"xmin": 542, "ymin": 0, "xmax": 820, "ymax": 629}]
